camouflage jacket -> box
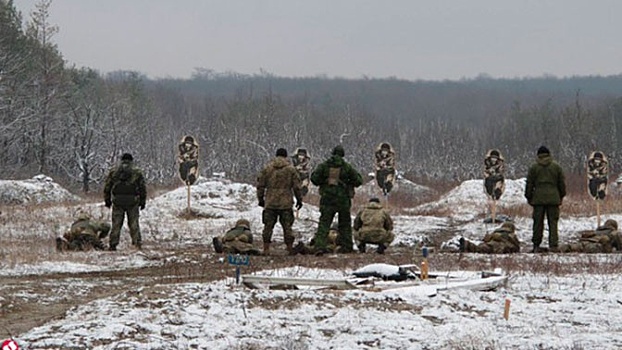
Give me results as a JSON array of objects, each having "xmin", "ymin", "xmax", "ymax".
[
  {"xmin": 482, "ymin": 225, "xmax": 520, "ymax": 253},
  {"xmin": 587, "ymin": 158, "xmax": 608, "ymax": 180},
  {"xmin": 375, "ymin": 149, "xmax": 396, "ymax": 171},
  {"xmin": 484, "ymin": 155, "xmax": 505, "ymax": 179},
  {"xmin": 257, "ymin": 157, "xmax": 302, "ymax": 209},
  {"xmin": 311, "ymin": 155, "xmax": 363, "ymax": 201},
  {"xmin": 291, "ymin": 154, "xmax": 311, "ymax": 179},
  {"xmin": 178, "ymin": 141, "xmax": 199, "ymax": 163},
  {"xmin": 103, "ymin": 160, "xmax": 147, "ymax": 208},
  {"xmin": 353, "ymin": 202, "xmax": 393, "ymax": 234},
  {"xmin": 64, "ymin": 218, "xmax": 111, "ymax": 241},
  {"xmin": 223, "ymin": 225, "xmax": 254, "ymax": 244},
  {"xmin": 525, "ymin": 154, "xmax": 566, "ymax": 206}
]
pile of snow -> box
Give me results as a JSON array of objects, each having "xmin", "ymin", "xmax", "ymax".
[
  {"xmin": 415, "ymin": 178, "xmax": 527, "ymax": 222},
  {"xmin": 357, "ymin": 177, "xmax": 435, "ymax": 200},
  {"xmin": 0, "ymin": 174, "xmax": 80, "ymax": 205},
  {"xmin": 142, "ymin": 178, "xmax": 319, "ymax": 243}
]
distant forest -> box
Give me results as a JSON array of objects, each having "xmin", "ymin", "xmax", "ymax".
[{"xmin": 2, "ymin": 0, "xmax": 622, "ymax": 192}]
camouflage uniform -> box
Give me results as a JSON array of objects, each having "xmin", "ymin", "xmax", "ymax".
[
  {"xmin": 374, "ymin": 143, "xmax": 396, "ymax": 195},
  {"xmin": 56, "ymin": 212, "xmax": 111, "ymax": 251},
  {"xmin": 484, "ymin": 149, "xmax": 505, "ymax": 200},
  {"xmin": 256, "ymin": 149, "xmax": 303, "ymax": 253},
  {"xmin": 587, "ymin": 151, "xmax": 608, "ymax": 200},
  {"xmin": 560, "ymin": 219, "xmax": 621, "ymax": 253},
  {"xmin": 103, "ymin": 154, "xmax": 147, "ymax": 250},
  {"xmin": 353, "ymin": 198, "xmax": 394, "ymax": 254},
  {"xmin": 178, "ymin": 135, "xmax": 200, "ymax": 185},
  {"xmin": 291, "ymin": 148, "xmax": 311, "ymax": 197},
  {"xmin": 213, "ymin": 219, "xmax": 261, "ymax": 255},
  {"xmin": 461, "ymin": 222, "xmax": 520, "ymax": 254},
  {"xmin": 292, "ymin": 224, "xmax": 339, "ymax": 255},
  {"xmin": 525, "ymin": 146, "xmax": 566, "ymax": 252},
  {"xmin": 310, "ymin": 145, "xmax": 363, "ymax": 253}
]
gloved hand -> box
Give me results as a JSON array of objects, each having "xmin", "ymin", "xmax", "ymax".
[
  {"xmin": 295, "ymin": 200, "xmax": 303, "ymax": 210},
  {"xmin": 140, "ymin": 203, "xmax": 146, "ymax": 210},
  {"xmin": 105, "ymin": 199, "xmax": 112, "ymax": 208},
  {"xmin": 258, "ymin": 199, "xmax": 265, "ymax": 207}
]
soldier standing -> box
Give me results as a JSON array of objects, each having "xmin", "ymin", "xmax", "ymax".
[
  {"xmin": 103, "ymin": 153, "xmax": 147, "ymax": 251},
  {"xmin": 257, "ymin": 148, "xmax": 303, "ymax": 255},
  {"xmin": 525, "ymin": 146, "xmax": 566, "ymax": 253},
  {"xmin": 310, "ymin": 145, "xmax": 363, "ymax": 254}
]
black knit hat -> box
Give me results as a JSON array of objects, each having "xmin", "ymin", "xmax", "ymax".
[
  {"xmin": 537, "ymin": 146, "xmax": 550, "ymax": 155},
  {"xmin": 332, "ymin": 145, "xmax": 345, "ymax": 157},
  {"xmin": 276, "ymin": 148, "xmax": 288, "ymax": 157},
  {"xmin": 121, "ymin": 153, "xmax": 133, "ymax": 161}
]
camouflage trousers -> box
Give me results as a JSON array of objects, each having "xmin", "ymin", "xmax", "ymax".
[
  {"xmin": 465, "ymin": 241, "xmax": 519, "ymax": 254},
  {"xmin": 110, "ymin": 204, "xmax": 141, "ymax": 248},
  {"xmin": 314, "ymin": 201, "xmax": 353, "ymax": 252},
  {"xmin": 354, "ymin": 229, "xmax": 395, "ymax": 246},
  {"xmin": 300, "ymin": 178, "xmax": 310, "ymax": 197},
  {"xmin": 223, "ymin": 240, "xmax": 261, "ymax": 255},
  {"xmin": 262, "ymin": 208, "xmax": 295, "ymax": 246},
  {"xmin": 531, "ymin": 205, "xmax": 560, "ymax": 248},
  {"xmin": 56, "ymin": 234, "xmax": 105, "ymax": 251},
  {"xmin": 376, "ymin": 168, "xmax": 395, "ymax": 194},
  {"xmin": 485, "ymin": 175, "xmax": 504, "ymax": 200}
]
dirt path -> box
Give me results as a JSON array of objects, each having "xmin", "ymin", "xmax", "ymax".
[{"xmin": 0, "ymin": 247, "xmax": 420, "ymax": 339}]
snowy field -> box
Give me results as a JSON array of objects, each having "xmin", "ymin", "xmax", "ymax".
[{"xmin": 1, "ymin": 176, "xmax": 622, "ymax": 349}]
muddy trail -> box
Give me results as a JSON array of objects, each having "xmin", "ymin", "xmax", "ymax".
[{"xmin": 0, "ymin": 245, "xmax": 430, "ymax": 340}]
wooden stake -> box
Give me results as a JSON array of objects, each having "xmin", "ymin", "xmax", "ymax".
[
  {"xmin": 597, "ymin": 200, "xmax": 601, "ymax": 228},
  {"xmin": 491, "ymin": 199, "xmax": 497, "ymax": 224},
  {"xmin": 504, "ymin": 298, "xmax": 511, "ymax": 320},
  {"xmin": 187, "ymin": 184, "xmax": 191, "ymax": 213}
]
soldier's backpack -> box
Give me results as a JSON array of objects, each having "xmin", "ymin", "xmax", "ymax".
[{"xmin": 112, "ymin": 163, "xmax": 137, "ymax": 196}]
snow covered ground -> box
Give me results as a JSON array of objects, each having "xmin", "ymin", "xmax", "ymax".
[{"xmin": 2, "ymin": 176, "xmax": 622, "ymax": 349}]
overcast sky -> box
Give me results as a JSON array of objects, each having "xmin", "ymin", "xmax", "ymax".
[{"xmin": 12, "ymin": 0, "xmax": 622, "ymax": 81}]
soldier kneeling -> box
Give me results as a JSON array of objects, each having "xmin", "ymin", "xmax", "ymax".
[
  {"xmin": 353, "ymin": 197, "xmax": 394, "ymax": 254},
  {"xmin": 56, "ymin": 212, "xmax": 111, "ymax": 251},
  {"xmin": 460, "ymin": 222, "xmax": 520, "ymax": 254},
  {"xmin": 212, "ymin": 219, "xmax": 261, "ymax": 255},
  {"xmin": 559, "ymin": 219, "xmax": 621, "ymax": 253}
]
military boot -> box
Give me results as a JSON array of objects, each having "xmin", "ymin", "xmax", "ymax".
[
  {"xmin": 212, "ymin": 237, "xmax": 224, "ymax": 253},
  {"xmin": 376, "ymin": 244, "xmax": 387, "ymax": 254},
  {"xmin": 286, "ymin": 242, "xmax": 294, "ymax": 255},
  {"xmin": 263, "ymin": 243, "xmax": 270, "ymax": 256},
  {"xmin": 357, "ymin": 243, "xmax": 366, "ymax": 253}
]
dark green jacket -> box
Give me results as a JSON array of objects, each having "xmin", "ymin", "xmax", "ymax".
[
  {"xmin": 103, "ymin": 160, "xmax": 147, "ymax": 208},
  {"xmin": 525, "ymin": 154, "xmax": 566, "ymax": 206},
  {"xmin": 311, "ymin": 155, "xmax": 363, "ymax": 202}
]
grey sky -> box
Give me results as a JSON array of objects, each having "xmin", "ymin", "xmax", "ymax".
[{"xmin": 13, "ymin": 0, "xmax": 622, "ymax": 81}]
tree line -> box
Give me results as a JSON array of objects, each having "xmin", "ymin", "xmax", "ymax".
[{"xmin": 2, "ymin": 0, "xmax": 622, "ymax": 193}]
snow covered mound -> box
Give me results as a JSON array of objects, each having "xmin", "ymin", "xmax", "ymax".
[
  {"xmin": 357, "ymin": 177, "xmax": 434, "ymax": 200},
  {"xmin": 151, "ymin": 178, "xmax": 257, "ymax": 217},
  {"xmin": 0, "ymin": 174, "xmax": 80, "ymax": 205},
  {"xmin": 415, "ymin": 178, "xmax": 527, "ymax": 221}
]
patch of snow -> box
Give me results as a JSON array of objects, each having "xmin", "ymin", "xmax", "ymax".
[
  {"xmin": 415, "ymin": 178, "xmax": 527, "ymax": 222},
  {"xmin": 0, "ymin": 175, "xmax": 80, "ymax": 205}
]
